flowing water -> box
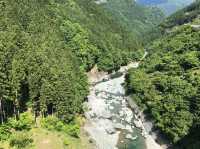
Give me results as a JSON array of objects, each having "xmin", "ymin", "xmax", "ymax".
[{"xmin": 84, "ymin": 61, "xmax": 147, "ymax": 149}]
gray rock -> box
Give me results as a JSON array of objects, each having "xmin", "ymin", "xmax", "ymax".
[
  {"xmin": 134, "ymin": 119, "xmax": 143, "ymax": 129},
  {"xmin": 126, "ymin": 134, "xmax": 138, "ymax": 140},
  {"xmin": 132, "ymin": 136, "xmax": 138, "ymax": 140},
  {"xmin": 105, "ymin": 127, "xmax": 116, "ymax": 134},
  {"xmin": 90, "ymin": 112, "xmax": 96, "ymax": 118},
  {"xmin": 85, "ymin": 112, "xmax": 91, "ymax": 119},
  {"xmin": 109, "ymin": 106, "xmax": 114, "ymax": 110},
  {"xmin": 114, "ymin": 123, "xmax": 124, "ymax": 129},
  {"xmin": 142, "ymin": 131, "xmax": 148, "ymax": 138},
  {"xmin": 191, "ymin": 24, "xmax": 200, "ymax": 31},
  {"xmin": 119, "ymin": 111, "xmax": 124, "ymax": 117},
  {"xmin": 126, "ymin": 134, "xmax": 133, "ymax": 139}
]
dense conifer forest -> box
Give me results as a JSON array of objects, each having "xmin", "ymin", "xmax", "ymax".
[
  {"xmin": 0, "ymin": 0, "xmax": 164, "ymax": 148},
  {"xmin": 0, "ymin": 0, "xmax": 163, "ymax": 123}
]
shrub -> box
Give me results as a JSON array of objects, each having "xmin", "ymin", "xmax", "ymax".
[
  {"xmin": 63, "ymin": 139, "xmax": 70, "ymax": 146},
  {"xmin": 9, "ymin": 131, "xmax": 33, "ymax": 149},
  {"xmin": 0, "ymin": 124, "xmax": 11, "ymax": 141},
  {"xmin": 41, "ymin": 116, "xmax": 60, "ymax": 131},
  {"xmin": 8, "ymin": 112, "xmax": 34, "ymax": 131},
  {"xmin": 55, "ymin": 121, "xmax": 65, "ymax": 132},
  {"xmin": 41, "ymin": 116, "xmax": 80, "ymax": 137},
  {"xmin": 63, "ymin": 124, "xmax": 80, "ymax": 138}
]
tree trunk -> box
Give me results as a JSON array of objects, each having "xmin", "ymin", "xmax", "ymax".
[
  {"xmin": 13, "ymin": 101, "xmax": 17, "ymax": 120},
  {"xmin": 17, "ymin": 108, "xmax": 20, "ymax": 120},
  {"xmin": 52, "ymin": 106, "xmax": 54, "ymax": 117},
  {"xmin": 0, "ymin": 98, "xmax": 4, "ymax": 124},
  {"xmin": 16, "ymin": 100, "xmax": 20, "ymax": 120},
  {"xmin": 42, "ymin": 110, "xmax": 46, "ymax": 118},
  {"xmin": 2, "ymin": 100, "xmax": 6, "ymax": 121},
  {"xmin": 34, "ymin": 110, "xmax": 37, "ymax": 127},
  {"xmin": 16, "ymin": 90, "xmax": 20, "ymax": 120}
]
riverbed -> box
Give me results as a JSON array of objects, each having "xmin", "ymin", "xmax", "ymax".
[{"xmin": 84, "ymin": 52, "xmax": 164, "ymax": 149}]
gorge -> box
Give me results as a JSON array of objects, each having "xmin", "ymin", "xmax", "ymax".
[{"xmin": 84, "ymin": 52, "xmax": 166, "ymax": 149}]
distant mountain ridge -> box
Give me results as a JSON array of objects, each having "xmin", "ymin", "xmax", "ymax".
[
  {"xmin": 137, "ymin": 0, "xmax": 167, "ymax": 5},
  {"xmin": 137, "ymin": 0, "xmax": 195, "ymax": 15},
  {"xmin": 99, "ymin": 0, "xmax": 164, "ymax": 42}
]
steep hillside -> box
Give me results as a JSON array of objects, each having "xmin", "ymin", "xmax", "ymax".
[
  {"xmin": 125, "ymin": 2, "xmax": 200, "ymax": 149},
  {"xmin": 160, "ymin": 0, "xmax": 200, "ymax": 29},
  {"xmin": 137, "ymin": 0, "xmax": 195, "ymax": 15},
  {"xmin": 100, "ymin": 0, "xmax": 164, "ymax": 41}
]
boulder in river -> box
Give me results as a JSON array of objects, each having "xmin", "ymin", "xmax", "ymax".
[
  {"xmin": 132, "ymin": 136, "xmax": 138, "ymax": 140},
  {"xmin": 119, "ymin": 111, "xmax": 124, "ymax": 117},
  {"xmin": 85, "ymin": 111, "xmax": 96, "ymax": 119},
  {"xmin": 106, "ymin": 127, "xmax": 116, "ymax": 134},
  {"xmin": 134, "ymin": 119, "xmax": 143, "ymax": 129},
  {"xmin": 101, "ymin": 111, "xmax": 112, "ymax": 119},
  {"xmin": 126, "ymin": 134, "xmax": 138, "ymax": 140},
  {"xmin": 126, "ymin": 134, "xmax": 132, "ymax": 139},
  {"xmin": 114, "ymin": 123, "xmax": 124, "ymax": 129},
  {"xmin": 142, "ymin": 130, "xmax": 148, "ymax": 138},
  {"xmin": 109, "ymin": 106, "xmax": 114, "ymax": 110},
  {"xmin": 125, "ymin": 125, "xmax": 133, "ymax": 132}
]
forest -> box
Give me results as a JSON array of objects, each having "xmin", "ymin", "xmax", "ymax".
[
  {"xmin": 0, "ymin": 0, "xmax": 163, "ymax": 148},
  {"xmin": 1, "ymin": 0, "xmax": 200, "ymax": 148},
  {"xmin": 125, "ymin": 2, "xmax": 200, "ymax": 148}
]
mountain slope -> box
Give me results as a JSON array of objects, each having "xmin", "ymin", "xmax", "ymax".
[
  {"xmin": 125, "ymin": 1, "xmax": 200, "ymax": 148},
  {"xmin": 100, "ymin": 0, "xmax": 164, "ymax": 42},
  {"xmin": 160, "ymin": 0, "xmax": 200, "ymax": 29},
  {"xmin": 55, "ymin": 0, "xmax": 164, "ymax": 72}
]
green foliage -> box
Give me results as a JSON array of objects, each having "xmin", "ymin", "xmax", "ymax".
[
  {"xmin": 9, "ymin": 131, "xmax": 33, "ymax": 149},
  {"xmin": 0, "ymin": 0, "xmax": 162, "ymax": 125},
  {"xmin": 63, "ymin": 139, "xmax": 70, "ymax": 146},
  {"xmin": 0, "ymin": 0, "xmax": 90, "ymax": 123},
  {"xmin": 0, "ymin": 124, "xmax": 11, "ymax": 141},
  {"xmin": 125, "ymin": 12, "xmax": 200, "ymax": 145},
  {"xmin": 0, "ymin": 112, "xmax": 33, "ymax": 141},
  {"xmin": 60, "ymin": 20, "xmax": 98, "ymax": 70},
  {"xmin": 73, "ymin": 0, "xmax": 163, "ymax": 71},
  {"xmin": 63, "ymin": 124, "xmax": 80, "ymax": 138},
  {"xmin": 8, "ymin": 112, "xmax": 34, "ymax": 131},
  {"xmin": 102, "ymin": 0, "xmax": 164, "ymax": 42},
  {"xmin": 41, "ymin": 116, "xmax": 80, "ymax": 138},
  {"xmin": 179, "ymin": 51, "xmax": 199, "ymax": 70},
  {"xmin": 41, "ymin": 116, "xmax": 62, "ymax": 131}
]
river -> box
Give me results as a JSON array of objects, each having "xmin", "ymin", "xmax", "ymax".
[{"xmin": 84, "ymin": 51, "xmax": 164, "ymax": 149}]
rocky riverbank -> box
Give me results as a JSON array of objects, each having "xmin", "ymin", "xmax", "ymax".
[
  {"xmin": 84, "ymin": 51, "xmax": 166, "ymax": 149},
  {"xmin": 127, "ymin": 97, "xmax": 168, "ymax": 149}
]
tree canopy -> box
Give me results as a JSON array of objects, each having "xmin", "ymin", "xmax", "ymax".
[{"xmin": 125, "ymin": 8, "xmax": 200, "ymax": 147}]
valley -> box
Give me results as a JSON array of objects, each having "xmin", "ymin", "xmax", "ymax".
[
  {"xmin": 0, "ymin": 0, "xmax": 200, "ymax": 149},
  {"xmin": 84, "ymin": 52, "xmax": 167, "ymax": 149}
]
